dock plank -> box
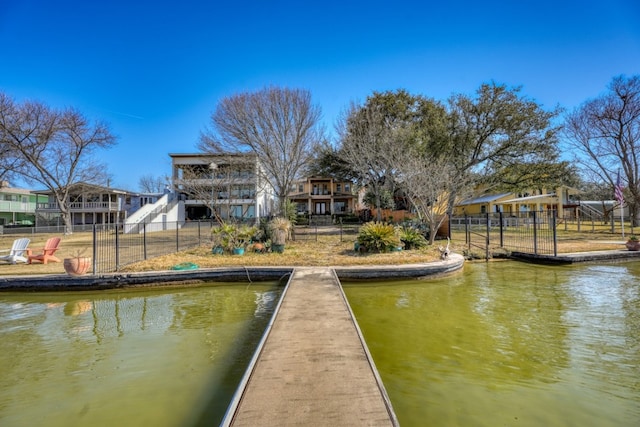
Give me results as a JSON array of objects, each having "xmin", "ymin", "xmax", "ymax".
[{"xmin": 227, "ymin": 267, "xmax": 396, "ymax": 426}]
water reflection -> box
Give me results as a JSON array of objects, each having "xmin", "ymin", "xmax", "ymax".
[
  {"xmin": 0, "ymin": 283, "xmax": 281, "ymax": 427},
  {"xmin": 344, "ymin": 262, "xmax": 640, "ymax": 427}
]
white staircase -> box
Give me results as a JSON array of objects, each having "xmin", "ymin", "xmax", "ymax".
[{"xmin": 124, "ymin": 194, "xmax": 180, "ymax": 233}]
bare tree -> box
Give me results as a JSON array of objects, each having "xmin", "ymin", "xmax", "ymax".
[
  {"xmin": 0, "ymin": 140, "xmax": 22, "ymax": 185},
  {"xmin": 564, "ymin": 75, "xmax": 640, "ymax": 224},
  {"xmin": 199, "ymin": 86, "xmax": 323, "ymax": 213},
  {"xmin": 0, "ymin": 92, "xmax": 117, "ymax": 233},
  {"xmin": 336, "ymin": 100, "xmax": 395, "ymax": 221},
  {"xmin": 138, "ymin": 174, "xmax": 167, "ymax": 193},
  {"xmin": 388, "ymin": 140, "xmax": 472, "ymax": 244}
]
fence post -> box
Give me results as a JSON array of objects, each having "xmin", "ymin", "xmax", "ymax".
[
  {"xmin": 533, "ymin": 211, "xmax": 538, "ymax": 255},
  {"xmin": 115, "ymin": 224, "xmax": 120, "ymax": 271},
  {"xmin": 485, "ymin": 233, "xmax": 490, "ymax": 261},
  {"xmin": 485, "ymin": 212, "xmax": 490, "ymax": 259},
  {"xmin": 552, "ymin": 211, "xmax": 557, "ymax": 256},
  {"xmin": 143, "ymin": 222, "xmax": 147, "ymax": 260},
  {"xmin": 499, "ymin": 211, "xmax": 504, "ymax": 248},
  {"xmin": 92, "ymin": 224, "xmax": 97, "ymax": 274},
  {"xmin": 465, "ymin": 215, "xmax": 470, "ymax": 250}
]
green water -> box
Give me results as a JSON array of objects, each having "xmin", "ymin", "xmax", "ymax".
[
  {"xmin": 344, "ymin": 262, "xmax": 640, "ymax": 427},
  {"xmin": 0, "ymin": 283, "xmax": 282, "ymax": 427}
]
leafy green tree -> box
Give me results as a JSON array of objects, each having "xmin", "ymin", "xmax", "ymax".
[
  {"xmin": 447, "ymin": 82, "xmax": 565, "ymax": 197},
  {"xmin": 336, "ymin": 90, "xmax": 447, "ymax": 221},
  {"xmin": 362, "ymin": 188, "xmax": 394, "ymax": 210}
]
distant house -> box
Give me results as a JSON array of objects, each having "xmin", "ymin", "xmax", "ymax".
[
  {"xmin": 170, "ymin": 152, "xmax": 274, "ymax": 221},
  {"xmin": 288, "ymin": 177, "xmax": 357, "ymax": 216},
  {"xmin": 454, "ymin": 186, "xmax": 580, "ymax": 218},
  {"xmin": 0, "ymin": 182, "xmax": 44, "ymax": 227},
  {"xmin": 34, "ymin": 182, "xmax": 136, "ymax": 228},
  {"xmin": 454, "ymin": 192, "xmax": 513, "ymax": 216},
  {"xmin": 128, "ymin": 191, "xmax": 165, "ymax": 215}
]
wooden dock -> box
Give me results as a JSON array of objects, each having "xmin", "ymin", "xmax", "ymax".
[{"xmin": 223, "ymin": 267, "xmax": 398, "ymax": 426}]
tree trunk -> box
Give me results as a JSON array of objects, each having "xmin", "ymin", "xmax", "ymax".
[{"xmin": 60, "ymin": 208, "xmax": 73, "ymax": 235}]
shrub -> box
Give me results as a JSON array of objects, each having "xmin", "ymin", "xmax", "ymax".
[
  {"xmin": 268, "ymin": 217, "xmax": 292, "ymax": 245},
  {"xmin": 214, "ymin": 223, "xmax": 257, "ymax": 252},
  {"xmin": 398, "ymin": 225, "xmax": 428, "ymax": 250},
  {"xmin": 357, "ymin": 221, "xmax": 402, "ymax": 253}
]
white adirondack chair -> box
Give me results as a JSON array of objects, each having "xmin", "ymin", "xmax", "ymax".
[{"xmin": 0, "ymin": 238, "xmax": 31, "ymax": 264}]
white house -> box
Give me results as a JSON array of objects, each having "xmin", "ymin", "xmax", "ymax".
[{"xmin": 170, "ymin": 152, "xmax": 274, "ymax": 222}]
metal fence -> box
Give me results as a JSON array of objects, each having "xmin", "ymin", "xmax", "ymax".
[
  {"xmin": 93, "ymin": 220, "xmax": 214, "ymax": 274},
  {"xmin": 451, "ymin": 211, "xmax": 557, "ymax": 256}
]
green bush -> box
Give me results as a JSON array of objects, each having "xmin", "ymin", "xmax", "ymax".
[
  {"xmin": 398, "ymin": 225, "xmax": 428, "ymax": 249},
  {"xmin": 213, "ymin": 223, "xmax": 257, "ymax": 252},
  {"xmin": 357, "ymin": 221, "xmax": 402, "ymax": 253}
]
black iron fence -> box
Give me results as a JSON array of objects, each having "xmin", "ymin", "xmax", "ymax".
[
  {"xmin": 3, "ymin": 214, "xmax": 558, "ymax": 273},
  {"xmin": 451, "ymin": 211, "xmax": 557, "ymax": 257},
  {"xmin": 93, "ymin": 220, "xmax": 213, "ymax": 274}
]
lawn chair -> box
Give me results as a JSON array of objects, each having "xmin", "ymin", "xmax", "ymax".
[
  {"xmin": 27, "ymin": 237, "xmax": 62, "ymax": 264},
  {"xmin": 0, "ymin": 238, "xmax": 31, "ymax": 264}
]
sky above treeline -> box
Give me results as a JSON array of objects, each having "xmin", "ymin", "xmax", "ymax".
[{"xmin": 1, "ymin": 0, "xmax": 639, "ymax": 191}]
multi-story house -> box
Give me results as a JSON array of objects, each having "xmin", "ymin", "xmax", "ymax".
[
  {"xmin": 454, "ymin": 186, "xmax": 581, "ymax": 218},
  {"xmin": 34, "ymin": 182, "xmax": 135, "ymax": 228},
  {"xmin": 288, "ymin": 176, "xmax": 356, "ymax": 216},
  {"xmin": 170, "ymin": 153, "xmax": 273, "ymax": 221},
  {"xmin": 0, "ymin": 182, "xmax": 44, "ymax": 227}
]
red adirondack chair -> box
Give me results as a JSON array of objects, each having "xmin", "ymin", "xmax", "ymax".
[{"xmin": 27, "ymin": 237, "xmax": 62, "ymax": 264}]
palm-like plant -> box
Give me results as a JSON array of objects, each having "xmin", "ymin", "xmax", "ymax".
[{"xmin": 357, "ymin": 222, "xmax": 402, "ymax": 253}]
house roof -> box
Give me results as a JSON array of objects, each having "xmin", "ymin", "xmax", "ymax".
[
  {"xmin": 500, "ymin": 193, "xmax": 558, "ymax": 204},
  {"xmin": 0, "ymin": 186, "xmax": 37, "ymax": 195},
  {"xmin": 32, "ymin": 182, "xmax": 132, "ymax": 195},
  {"xmin": 457, "ymin": 192, "xmax": 512, "ymax": 206}
]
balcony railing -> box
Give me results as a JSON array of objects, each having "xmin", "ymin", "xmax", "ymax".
[
  {"xmin": 37, "ymin": 202, "xmax": 120, "ymax": 211},
  {"xmin": 0, "ymin": 201, "xmax": 37, "ymax": 212}
]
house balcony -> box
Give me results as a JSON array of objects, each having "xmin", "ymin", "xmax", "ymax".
[
  {"xmin": 0, "ymin": 201, "xmax": 37, "ymax": 213},
  {"xmin": 37, "ymin": 202, "xmax": 121, "ymax": 212},
  {"xmin": 184, "ymin": 198, "xmax": 256, "ymax": 205}
]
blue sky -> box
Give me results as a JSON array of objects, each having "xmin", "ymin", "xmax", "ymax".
[{"xmin": 1, "ymin": 0, "xmax": 639, "ymax": 191}]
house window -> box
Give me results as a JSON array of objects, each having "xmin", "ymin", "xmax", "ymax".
[
  {"xmin": 298, "ymin": 184, "xmax": 304, "ymax": 192},
  {"xmin": 230, "ymin": 205, "xmax": 243, "ymax": 218},
  {"xmin": 336, "ymin": 184, "xmax": 342, "ymax": 192},
  {"xmin": 481, "ymin": 205, "xmax": 487, "ymax": 214},
  {"xmin": 335, "ymin": 201, "xmax": 346, "ymax": 212},
  {"xmin": 344, "ymin": 183, "xmax": 350, "ymax": 192}
]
